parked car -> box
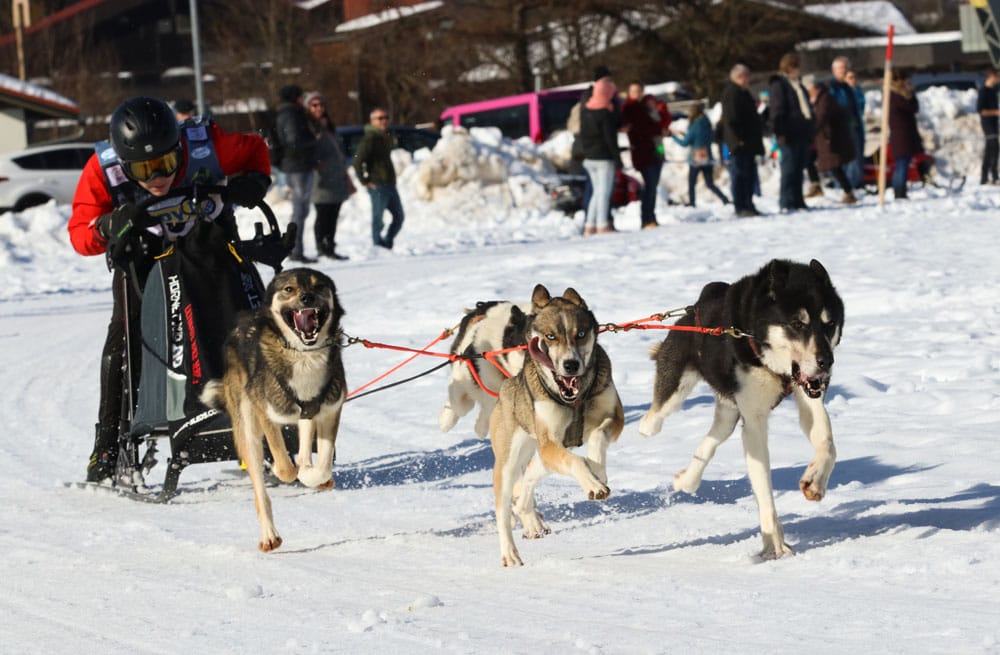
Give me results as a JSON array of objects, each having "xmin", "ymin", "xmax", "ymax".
[
  {"xmin": 439, "ymin": 88, "xmax": 582, "ymax": 143},
  {"xmin": 0, "ymin": 142, "xmax": 93, "ymax": 212},
  {"xmin": 336, "ymin": 125, "xmax": 441, "ymax": 164}
]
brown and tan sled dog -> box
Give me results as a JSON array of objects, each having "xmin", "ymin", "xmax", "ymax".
[
  {"xmin": 201, "ymin": 268, "xmax": 346, "ymax": 552},
  {"xmin": 489, "ymin": 284, "xmax": 624, "ymax": 567}
]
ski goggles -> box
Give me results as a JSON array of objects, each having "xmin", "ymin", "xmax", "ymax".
[{"xmin": 121, "ymin": 146, "xmax": 183, "ymax": 183}]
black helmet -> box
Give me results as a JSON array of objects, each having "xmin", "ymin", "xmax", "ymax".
[{"xmin": 109, "ymin": 97, "xmax": 179, "ymax": 163}]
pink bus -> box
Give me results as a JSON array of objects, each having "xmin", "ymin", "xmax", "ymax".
[{"xmin": 439, "ymin": 88, "xmax": 582, "ymax": 143}]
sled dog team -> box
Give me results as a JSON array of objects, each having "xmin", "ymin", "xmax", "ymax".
[{"xmin": 203, "ymin": 259, "xmax": 844, "ymax": 565}]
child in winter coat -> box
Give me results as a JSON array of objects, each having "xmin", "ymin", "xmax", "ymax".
[{"xmin": 672, "ymin": 103, "xmax": 729, "ymax": 207}]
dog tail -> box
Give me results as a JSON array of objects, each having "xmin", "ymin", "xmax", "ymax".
[
  {"xmin": 647, "ymin": 343, "xmax": 661, "ymax": 360},
  {"xmin": 200, "ymin": 379, "xmax": 226, "ymax": 411}
]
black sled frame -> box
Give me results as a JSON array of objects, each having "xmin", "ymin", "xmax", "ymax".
[{"xmin": 110, "ymin": 184, "xmax": 301, "ymax": 502}]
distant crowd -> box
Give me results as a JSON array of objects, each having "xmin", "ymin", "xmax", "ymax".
[{"xmin": 569, "ymin": 53, "xmax": 998, "ymax": 231}]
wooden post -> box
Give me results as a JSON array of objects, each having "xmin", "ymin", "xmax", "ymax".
[{"xmin": 878, "ymin": 25, "xmax": 895, "ymax": 208}]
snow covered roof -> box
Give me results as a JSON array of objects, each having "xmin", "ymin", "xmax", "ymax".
[
  {"xmin": 0, "ymin": 71, "xmax": 78, "ymax": 117},
  {"xmin": 799, "ymin": 30, "xmax": 961, "ymax": 52},
  {"xmin": 805, "ymin": 1, "xmax": 916, "ymax": 36},
  {"xmin": 335, "ymin": 1, "xmax": 443, "ymax": 34}
]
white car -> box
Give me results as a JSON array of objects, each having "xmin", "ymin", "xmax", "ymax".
[{"xmin": 0, "ymin": 142, "xmax": 94, "ymax": 213}]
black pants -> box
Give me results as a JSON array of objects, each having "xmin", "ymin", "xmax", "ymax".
[
  {"xmin": 314, "ymin": 202, "xmax": 343, "ymax": 255},
  {"xmin": 97, "ymin": 268, "xmax": 143, "ymax": 439},
  {"xmin": 982, "ymin": 135, "xmax": 998, "ymax": 184},
  {"xmin": 687, "ymin": 165, "xmax": 729, "ymax": 206}
]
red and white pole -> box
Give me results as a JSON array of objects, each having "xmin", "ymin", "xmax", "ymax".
[{"xmin": 878, "ymin": 24, "xmax": 895, "ymax": 208}]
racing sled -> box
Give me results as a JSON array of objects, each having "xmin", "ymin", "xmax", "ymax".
[
  {"xmin": 862, "ymin": 145, "xmax": 965, "ymax": 194},
  {"xmin": 104, "ymin": 184, "xmax": 303, "ymax": 502}
]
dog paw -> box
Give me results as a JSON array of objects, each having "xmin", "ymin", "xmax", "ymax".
[
  {"xmin": 799, "ymin": 461, "xmax": 830, "ymax": 501},
  {"xmin": 500, "ymin": 548, "xmax": 523, "ymax": 567},
  {"xmin": 799, "ymin": 477, "xmax": 825, "ymax": 501},
  {"xmin": 297, "ymin": 464, "xmax": 332, "ymax": 488},
  {"xmin": 519, "ymin": 511, "xmax": 551, "ymax": 539},
  {"xmin": 438, "ymin": 406, "xmax": 458, "ymax": 433},
  {"xmin": 637, "ymin": 412, "xmax": 662, "ymax": 437},
  {"xmin": 258, "ymin": 534, "xmax": 283, "ymax": 553},
  {"xmin": 758, "ymin": 541, "xmax": 794, "ymax": 560},
  {"xmin": 587, "ymin": 484, "xmax": 610, "ymax": 501},
  {"xmin": 673, "ymin": 468, "xmax": 701, "ymax": 494},
  {"xmin": 272, "ymin": 463, "xmax": 299, "ymax": 483}
]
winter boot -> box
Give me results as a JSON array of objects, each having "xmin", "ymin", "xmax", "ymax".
[
  {"xmin": 806, "ymin": 182, "xmax": 824, "ymax": 198},
  {"xmin": 85, "ymin": 423, "xmax": 118, "ymax": 483},
  {"xmin": 894, "ymin": 186, "xmax": 908, "ymax": 200},
  {"xmin": 841, "ymin": 191, "xmax": 857, "ymax": 205}
]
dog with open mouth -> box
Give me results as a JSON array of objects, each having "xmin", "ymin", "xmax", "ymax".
[
  {"xmin": 489, "ymin": 284, "xmax": 624, "ymax": 566},
  {"xmin": 638, "ymin": 259, "xmax": 844, "ymax": 559},
  {"xmin": 201, "ymin": 268, "xmax": 346, "ymax": 552}
]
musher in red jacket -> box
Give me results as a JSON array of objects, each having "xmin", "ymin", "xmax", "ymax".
[{"xmin": 69, "ymin": 96, "xmax": 271, "ymax": 483}]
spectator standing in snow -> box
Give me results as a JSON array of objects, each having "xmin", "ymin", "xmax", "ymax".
[
  {"xmin": 977, "ymin": 69, "xmax": 1000, "ymax": 186},
  {"xmin": 67, "ymin": 96, "xmax": 271, "ymax": 483},
  {"xmin": 803, "ymin": 75, "xmax": 857, "ymax": 205},
  {"xmin": 305, "ymin": 91, "xmax": 352, "ymax": 260},
  {"xmin": 768, "ymin": 52, "xmax": 814, "ymax": 212},
  {"xmin": 354, "ymin": 106, "xmax": 404, "ymax": 249},
  {"xmin": 578, "ymin": 74, "xmax": 621, "ymax": 235},
  {"xmin": 828, "ymin": 56, "xmax": 864, "ymax": 190},
  {"xmin": 672, "ymin": 102, "xmax": 729, "ymax": 207},
  {"xmin": 845, "ymin": 69, "xmax": 867, "ymax": 181},
  {"xmin": 275, "ymin": 84, "xmax": 319, "ymax": 262},
  {"xmin": 720, "ymin": 63, "xmax": 764, "ymax": 217},
  {"xmin": 622, "ymin": 81, "xmax": 667, "ymax": 228},
  {"xmin": 887, "ymin": 69, "xmax": 923, "ymax": 200}
]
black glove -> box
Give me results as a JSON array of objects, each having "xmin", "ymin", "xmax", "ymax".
[
  {"xmin": 225, "ymin": 171, "xmax": 270, "ymax": 207},
  {"xmin": 97, "ymin": 203, "xmax": 146, "ymax": 265}
]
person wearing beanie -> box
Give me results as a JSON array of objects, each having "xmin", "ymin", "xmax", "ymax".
[
  {"xmin": 305, "ymin": 91, "xmax": 352, "ymax": 260},
  {"xmin": 173, "ymin": 98, "xmax": 196, "ymax": 122},
  {"xmin": 577, "ymin": 75, "xmax": 622, "ymax": 235},
  {"xmin": 274, "ymin": 83, "xmax": 318, "ymax": 261}
]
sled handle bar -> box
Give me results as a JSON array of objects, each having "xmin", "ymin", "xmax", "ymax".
[{"xmin": 136, "ymin": 183, "xmax": 282, "ymax": 237}]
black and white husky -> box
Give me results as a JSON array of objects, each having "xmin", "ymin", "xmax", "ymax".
[
  {"xmin": 439, "ymin": 301, "xmax": 530, "ymax": 438},
  {"xmin": 639, "ymin": 259, "xmax": 844, "ymax": 559}
]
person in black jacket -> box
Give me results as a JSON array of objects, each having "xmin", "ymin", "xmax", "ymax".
[
  {"xmin": 768, "ymin": 52, "xmax": 814, "ymax": 212},
  {"xmin": 720, "ymin": 63, "xmax": 765, "ymax": 217},
  {"xmin": 275, "ymin": 84, "xmax": 318, "ymax": 261},
  {"xmin": 977, "ymin": 69, "xmax": 1000, "ymax": 186},
  {"xmin": 578, "ymin": 75, "xmax": 622, "ymax": 235}
]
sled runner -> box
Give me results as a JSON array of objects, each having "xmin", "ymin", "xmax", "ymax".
[{"xmin": 102, "ymin": 184, "xmax": 302, "ymax": 502}]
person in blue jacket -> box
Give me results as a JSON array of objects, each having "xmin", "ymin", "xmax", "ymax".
[{"xmin": 672, "ymin": 102, "xmax": 729, "ymax": 207}]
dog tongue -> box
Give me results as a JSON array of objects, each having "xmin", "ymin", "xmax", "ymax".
[
  {"xmin": 528, "ymin": 337, "xmax": 555, "ymax": 369},
  {"xmin": 294, "ymin": 308, "xmax": 318, "ymax": 335}
]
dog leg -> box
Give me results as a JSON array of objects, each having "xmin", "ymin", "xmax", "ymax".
[
  {"xmin": 740, "ymin": 412, "xmax": 793, "ymax": 560},
  {"xmin": 794, "ymin": 387, "xmax": 836, "ymax": 501},
  {"xmin": 673, "ymin": 401, "xmax": 740, "ymax": 494},
  {"xmin": 237, "ymin": 403, "xmax": 282, "ymax": 552},
  {"xmin": 494, "ymin": 430, "xmax": 537, "ymax": 566},
  {"xmin": 473, "ymin": 395, "xmax": 498, "ymax": 439},
  {"xmin": 537, "ymin": 439, "xmax": 609, "ymax": 501},
  {"xmin": 296, "ymin": 418, "xmax": 328, "ymax": 488},
  {"xmin": 438, "ymin": 371, "xmax": 476, "ymax": 433},
  {"xmin": 513, "ymin": 453, "xmax": 551, "ymax": 539},
  {"xmin": 639, "ymin": 368, "xmax": 700, "ymax": 437},
  {"xmin": 585, "ymin": 418, "xmax": 614, "ymax": 485},
  {"xmin": 260, "ymin": 417, "xmax": 297, "ymax": 483}
]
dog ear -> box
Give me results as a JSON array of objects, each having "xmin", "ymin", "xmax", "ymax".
[
  {"xmin": 766, "ymin": 259, "xmax": 789, "ymax": 299},
  {"xmin": 809, "ymin": 259, "xmax": 831, "ymax": 286},
  {"xmin": 531, "ymin": 284, "xmax": 551, "ymax": 311},
  {"xmin": 561, "ymin": 287, "xmax": 587, "ymax": 309}
]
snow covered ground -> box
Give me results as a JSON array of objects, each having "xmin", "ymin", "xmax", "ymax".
[{"xmin": 2, "ymin": 88, "xmax": 999, "ymax": 653}]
